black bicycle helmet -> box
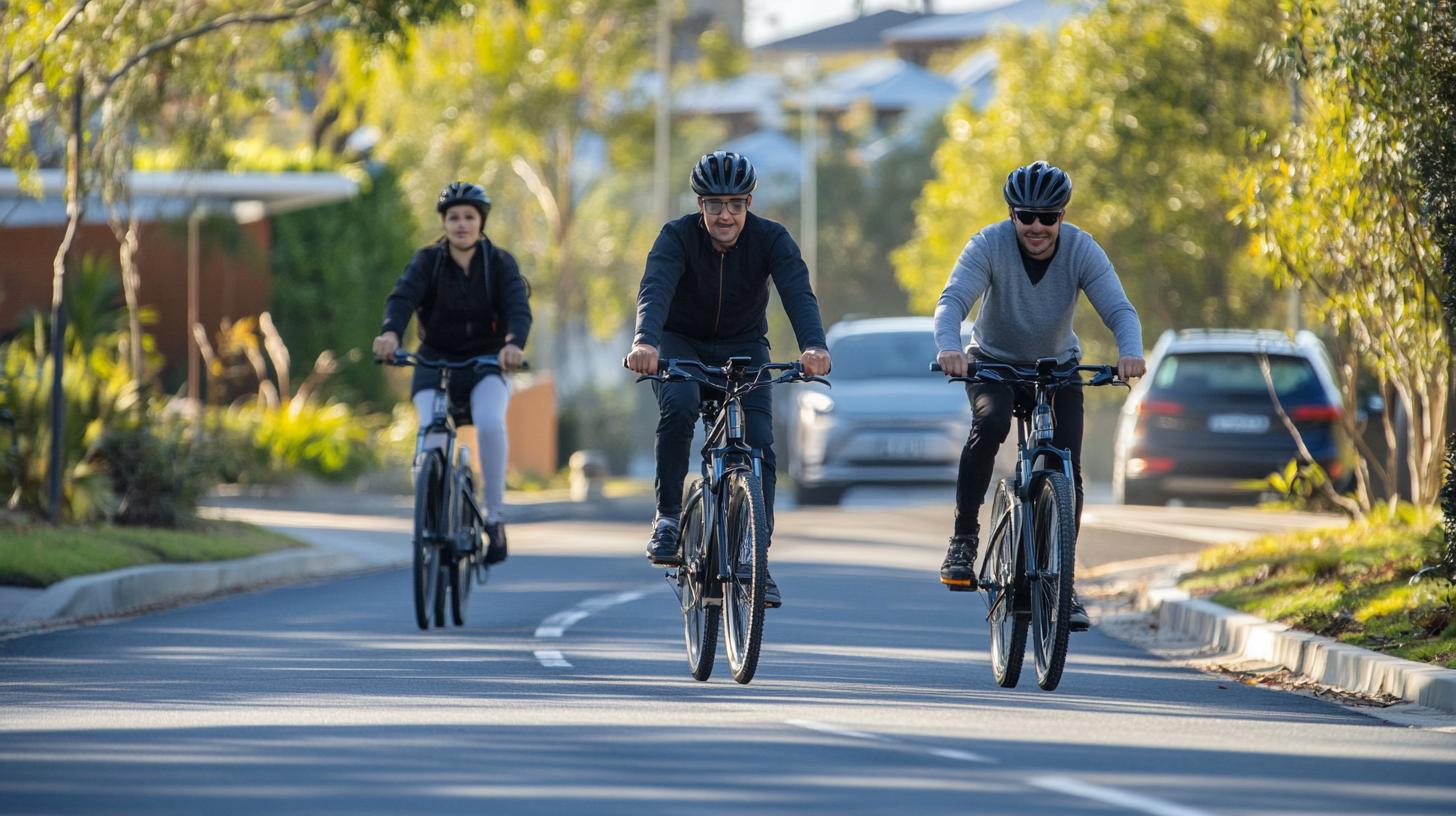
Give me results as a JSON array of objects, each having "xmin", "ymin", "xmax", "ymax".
[
  {"xmin": 690, "ymin": 150, "xmax": 757, "ymax": 196},
  {"xmin": 436, "ymin": 181, "xmax": 492, "ymax": 219},
  {"xmin": 1002, "ymin": 160, "xmax": 1072, "ymax": 210}
]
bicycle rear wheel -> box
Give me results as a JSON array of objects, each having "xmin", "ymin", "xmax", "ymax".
[
  {"xmin": 722, "ymin": 469, "xmax": 769, "ymax": 685},
  {"xmin": 1031, "ymin": 471, "xmax": 1077, "ymax": 690},
  {"xmin": 982, "ymin": 480, "xmax": 1027, "ymax": 688},
  {"xmin": 412, "ymin": 453, "xmax": 443, "ymax": 630},
  {"xmin": 678, "ymin": 481, "xmax": 718, "ymax": 681}
]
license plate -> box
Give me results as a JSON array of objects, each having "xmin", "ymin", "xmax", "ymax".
[
  {"xmin": 1208, "ymin": 414, "xmax": 1270, "ymax": 434},
  {"xmin": 873, "ymin": 436, "xmax": 927, "ymax": 460}
]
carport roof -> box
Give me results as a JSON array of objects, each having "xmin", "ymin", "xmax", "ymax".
[{"xmin": 0, "ymin": 169, "xmax": 360, "ymax": 227}]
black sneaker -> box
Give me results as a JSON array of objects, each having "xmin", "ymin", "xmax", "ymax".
[
  {"xmin": 764, "ymin": 573, "xmax": 782, "ymax": 609},
  {"xmin": 940, "ymin": 534, "xmax": 978, "ymax": 590},
  {"xmin": 645, "ymin": 516, "xmax": 681, "ymax": 566},
  {"xmin": 484, "ymin": 522, "xmax": 508, "ymax": 565},
  {"xmin": 1068, "ymin": 588, "xmax": 1090, "ymax": 632}
]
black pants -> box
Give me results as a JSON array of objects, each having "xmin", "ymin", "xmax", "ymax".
[
  {"xmin": 653, "ymin": 333, "xmax": 776, "ymax": 533},
  {"xmin": 953, "ymin": 365, "xmax": 1085, "ymax": 539}
]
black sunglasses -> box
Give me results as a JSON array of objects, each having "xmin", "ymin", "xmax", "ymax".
[{"xmin": 1013, "ymin": 209, "xmax": 1062, "ymax": 226}]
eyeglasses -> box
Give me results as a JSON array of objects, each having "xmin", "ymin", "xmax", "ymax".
[
  {"xmin": 701, "ymin": 198, "xmax": 748, "ymax": 216},
  {"xmin": 1013, "ymin": 209, "xmax": 1062, "ymax": 226}
]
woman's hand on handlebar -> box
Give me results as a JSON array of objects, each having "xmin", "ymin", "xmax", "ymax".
[
  {"xmin": 372, "ymin": 331, "xmax": 400, "ymax": 361},
  {"xmin": 625, "ymin": 343, "xmax": 660, "ymax": 376},
  {"xmin": 936, "ymin": 349, "xmax": 969, "ymax": 378},
  {"xmin": 800, "ymin": 347, "xmax": 831, "ymax": 377},
  {"xmin": 499, "ymin": 343, "xmax": 526, "ymax": 372}
]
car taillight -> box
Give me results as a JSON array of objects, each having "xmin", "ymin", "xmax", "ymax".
[
  {"xmin": 1127, "ymin": 456, "xmax": 1174, "ymax": 475},
  {"xmin": 1290, "ymin": 405, "xmax": 1342, "ymax": 422},
  {"xmin": 1139, "ymin": 399, "xmax": 1183, "ymax": 416}
]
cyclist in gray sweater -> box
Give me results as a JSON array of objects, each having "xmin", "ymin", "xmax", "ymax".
[{"xmin": 933, "ymin": 160, "xmax": 1146, "ymax": 631}]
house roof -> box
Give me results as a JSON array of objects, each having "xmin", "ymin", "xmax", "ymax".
[
  {"xmin": 797, "ymin": 57, "xmax": 958, "ymax": 113},
  {"xmin": 0, "ymin": 169, "xmax": 360, "ymax": 227},
  {"xmin": 756, "ymin": 9, "xmax": 927, "ymax": 52},
  {"xmin": 882, "ymin": 0, "xmax": 1074, "ymax": 44}
]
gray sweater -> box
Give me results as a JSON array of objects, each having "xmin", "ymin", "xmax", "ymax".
[{"xmin": 933, "ymin": 220, "xmax": 1142, "ymax": 363}]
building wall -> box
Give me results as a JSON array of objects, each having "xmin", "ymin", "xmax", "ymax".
[{"xmin": 0, "ymin": 219, "xmax": 272, "ymax": 378}]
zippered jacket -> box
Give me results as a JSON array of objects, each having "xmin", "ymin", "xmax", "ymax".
[
  {"xmin": 633, "ymin": 212, "xmax": 827, "ymax": 351},
  {"xmin": 381, "ymin": 238, "xmax": 532, "ymax": 357}
]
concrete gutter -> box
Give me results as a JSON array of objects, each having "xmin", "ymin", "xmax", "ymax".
[{"xmin": 1137, "ymin": 577, "xmax": 1456, "ymax": 715}]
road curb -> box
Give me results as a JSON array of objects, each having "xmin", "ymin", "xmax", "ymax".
[{"xmin": 1136, "ymin": 578, "xmax": 1456, "ymax": 715}]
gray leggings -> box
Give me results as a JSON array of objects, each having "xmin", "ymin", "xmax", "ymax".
[{"xmin": 413, "ymin": 375, "xmax": 510, "ymax": 524}]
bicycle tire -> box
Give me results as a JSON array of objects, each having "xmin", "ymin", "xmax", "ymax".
[
  {"xmin": 679, "ymin": 481, "xmax": 718, "ymax": 681},
  {"xmin": 722, "ymin": 468, "xmax": 769, "ymax": 684},
  {"xmin": 982, "ymin": 480, "xmax": 1026, "ymax": 688},
  {"xmin": 1031, "ymin": 471, "xmax": 1077, "ymax": 690},
  {"xmin": 450, "ymin": 478, "xmax": 476, "ymax": 627},
  {"xmin": 412, "ymin": 453, "xmax": 443, "ymax": 630}
]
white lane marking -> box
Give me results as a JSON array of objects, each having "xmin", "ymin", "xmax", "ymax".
[
  {"xmin": 533, "ymin": 650, "xmax": 571, "ymax": 668},
  {"xmin": 532, "ymin": 587, "xmax": 655, "ymax": 667},
  {"xmin": 927, "ymin": 747, "xmax": 994, "ymax": 764},
  {"xmin": 787, "ymin": 720, "xmax": 994, "ymax": 765},
  {"xmin": 786, "ymin": 719, "xmax": 890, "ymax": 742},
  {"xmin": 1029, "ymin": 776, "xmax": 1213, "ymax": 816},
  {"xmin": 533, "ymin": 589, "xmax": 649, "ymax": 639}
]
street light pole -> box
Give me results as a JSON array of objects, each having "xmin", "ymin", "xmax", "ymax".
[{"xmin": 800, "ymin": 56, "xmax": 819, "ymax": 292}]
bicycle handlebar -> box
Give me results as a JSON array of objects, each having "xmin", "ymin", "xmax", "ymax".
[
  {"xmin": 379, "ymin": 350, "xmax": 529, "ymax": 371},
  {"xmin": 626, "ymin": 357, "xmax": 830, "ymax": 389},
  {"xmin": 930, "ymin": 360, "xmax": 1125, "ymax": 388}
]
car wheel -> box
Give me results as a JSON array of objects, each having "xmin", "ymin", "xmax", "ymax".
[{"xmin": 795, "ymin": 484, "xmax": 844, "ymax": 506}]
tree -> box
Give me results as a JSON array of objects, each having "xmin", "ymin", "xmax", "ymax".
[
  {"xmin": 892, "ymin": 0, "xmax": 1288, "ymax": 362},
  {"xmin": 1238, "ymin": 0, "xmax": 1451, "ymax": 514},
  {"xmin": 329, "ymin": 0, "xmax": 660, "ymax": 387}
]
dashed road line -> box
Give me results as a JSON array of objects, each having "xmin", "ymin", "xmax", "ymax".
[
  {"xmin": 1029, "ymin": 775, "xmax": 1213, "ymax": 816},
  {"xmin": 785, "ymin": 719, "xmax": 993, "ymax": 764},
  {"xmin": 532, "ymin": 587, "xmax": 654, "ymax": 668}
]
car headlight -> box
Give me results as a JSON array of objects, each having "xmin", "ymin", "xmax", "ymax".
[{"xmin": 799, "ymin": 391, "xmax": 835, "ymax": 419}]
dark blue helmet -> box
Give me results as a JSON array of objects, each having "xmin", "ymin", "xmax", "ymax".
[
  {"xmin": 1003, "ymin": 161, "xmax": 1072, "ymax": 210},
  {"xmin": 690, "ymin": 151, "xmax": 757, "ymax": 196},
  {"xmin": 436, "ymin": 181, "xmax": 491, "ymax": 219}
]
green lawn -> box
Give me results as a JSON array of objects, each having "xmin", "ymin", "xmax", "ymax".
[
  {"xmin": 0, "ymin": 520, "xmax": 305, "ymax": 588},
  {"xmin": 1179, "ymin": 505, "xmax": 1456, "ymax": 668}
]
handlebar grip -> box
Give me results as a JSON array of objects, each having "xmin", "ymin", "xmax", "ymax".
[{"xmin": 929, "ymin": 362, "xmax": 943, "ymax": 373}]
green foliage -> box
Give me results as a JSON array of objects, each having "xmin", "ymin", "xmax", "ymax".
[
  {"xmin": 99, "ymin": 421, "xmax": 219, "ymax": 527},
  {"xmin": 557, "ymin": 383, "xmax": 648, "ymax": 474},
  {"xmin": 268, "ymin": 165, "xmax": 418, "ymax": 405},
  {"xmin": 1181, "ymin": 504, "xmax": 1454, "ymax": 667},
  {"xmin": 0, "ymin": 334, "xmax": 143, "ymax": 523},
  {"xmin": 893, "ymin": 0, "xmax": 1287, "ymax": 359},
  {"xmin": 0, "ymin": 519, "xmax": 303, "ymax": 589}
]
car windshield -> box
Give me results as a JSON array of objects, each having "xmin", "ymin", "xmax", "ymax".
[
  {"xmin": 1150, "ymin": 353, "xmax": 1326, "ymax": 402},
  {"xmin": 828, "ymin": 331, "xmax": 950, "ymax": 380}
]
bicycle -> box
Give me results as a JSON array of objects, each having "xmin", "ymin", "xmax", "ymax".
[
  {"xmin": 933, "ymin": 357, "xmax": 1125, "ymax": 690},
  {"xmin": 384, "ymin": 350, "xmax": 524, "ymax": 630},
  {"xmin": 633, "ymin": 357, "xmax": 827, "ymax": 684}
]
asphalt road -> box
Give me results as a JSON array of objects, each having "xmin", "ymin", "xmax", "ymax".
[{"xmin": 2, "ymin": 497, "xmax": 1453, "ymax": 815}]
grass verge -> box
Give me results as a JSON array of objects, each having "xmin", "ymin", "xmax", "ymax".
[
  {"xmin": 1179, "ymin": 504, "xmax": 1456, "ymax": 669},
  {"xmin": 0, "ymin": 520, "xmax": 305, "ymax": 588}
]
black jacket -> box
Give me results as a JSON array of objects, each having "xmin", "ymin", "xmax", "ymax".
[
  {"xmin": 633, "ymin": 212, "xmax": 827, "ymax": 351},
  {"xmin": 381, "ymin": 239, "xmax": 532, "ymax": 357}
]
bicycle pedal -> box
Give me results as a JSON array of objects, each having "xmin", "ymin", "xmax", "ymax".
[{"xmin": 941, "ymin": 577, "xmax": 976, "ymax": 592}]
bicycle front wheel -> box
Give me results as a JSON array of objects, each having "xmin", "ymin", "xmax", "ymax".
[
  {"xmin": 1031, "ymin": 471, "xmax": 1077, "ymax": 690},
  {"xmin": 982, "ymin": 480, "xmax": 1026, "ymax": 688},
  {"xmin": 412, "ymin": 453, "xmax": 443, "ymax": 630},
  {"xmin": 722, "ymin": 469, "xmax": 769, "ymax": 685},
  {"xmin": 679, "ymin": 481, "xmax": 718, "ymax": 681}
]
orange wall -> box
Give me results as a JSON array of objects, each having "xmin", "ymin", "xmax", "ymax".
[
  {"xmin": 505, "ymin": 376, "xmax": 558, "ymax": 476},
  {"xmin": 0, "ymin": 220, "xmax": 272, "ymax": 374}
]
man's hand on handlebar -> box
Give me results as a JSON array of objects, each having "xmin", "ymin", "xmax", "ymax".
[
  {"xmin": 1118, "ymin": 355, "xmax": 1146, "ymax": 381},
  {"xmin": 625, "ymin": 343, "xmax": 660, "ymax": 376},
  {"xmin": 800, "ymin": 347, "xmax": 831, "ymax": 377},
  {"xmin": 936, "ymin": 349, "xmax": 969, "ymax": 378},
  {"xmin": 372, "ymin": 331, "xmax": 401, "ymax": 361}
]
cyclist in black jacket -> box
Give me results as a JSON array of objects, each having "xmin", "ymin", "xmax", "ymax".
[
  {"xmin": 625, "ymin": 151, "xmax": 832, "ymax": 608},
  {"xmin": 372, "ymin": 181, "xmax": 532, "ymax": 564}
]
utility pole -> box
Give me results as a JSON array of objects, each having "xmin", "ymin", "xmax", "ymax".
[
  {"xmin": 654, "ymin": 0, "xmax": 672, "ymax": 226},
  {"xmin": 800, "ymin": 56, "xmax": 819, "ymax": 292}
]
